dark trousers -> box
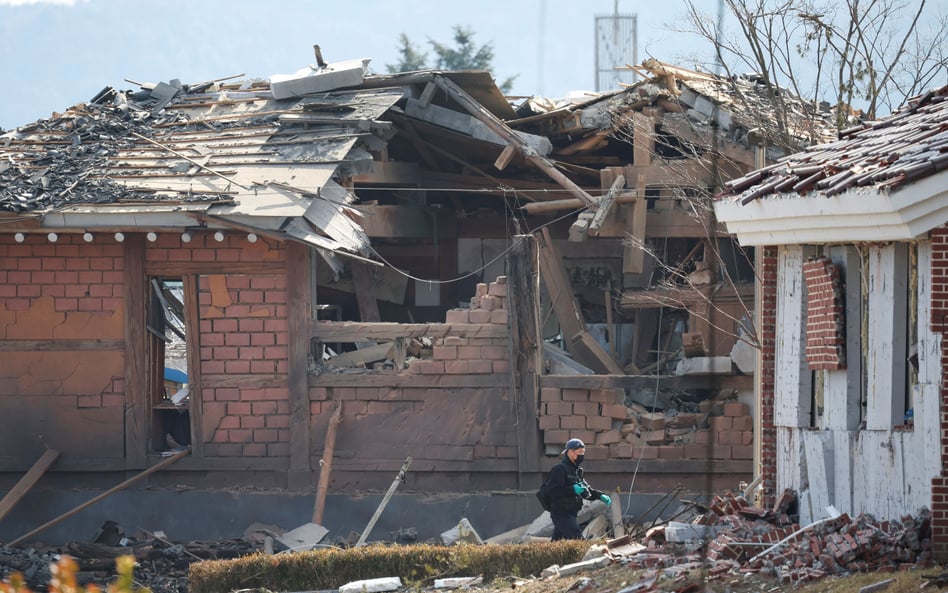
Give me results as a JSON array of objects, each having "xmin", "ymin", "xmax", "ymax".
[{"xmin": 551, "ymin": 513, "xmax": 582, "ymax": 540}]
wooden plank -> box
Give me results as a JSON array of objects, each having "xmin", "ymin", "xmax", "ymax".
[
  {"xmin": 520, "ymin": 194, "xmax": 638, "ymax": 215},
  {"xmin": 430, "ymin": 75, "xmax": 596, "ymax": 206},
  {"xmin": 124, "ymin": 235, "xmax": 148, "ymax": 469},
  {"xmin": 774, "ymin": 246, "xmax": 811, "ymax": 428},
  {"xmin": 183, "ymin": 274, "xmax": 204, "ymax": 459},
  {"xmin": 0, "ymin": 339, "xmax": 124, "ymax": 351},
  {"xmin": 286, "ymin": 242, "xmax": 312, "ymax": 486},
  {"xmin": 801, "ymin": 432, "xmax": 831, "ymax": 525},
  {"xmin": 623, "ymin": 197, "xmax": 648, "ymax": 274},
  {"xmin": 507, "ymin": 234, "xmax": 543, "ymax": 481},
  {"xmin": 0, "ymin": 450, "xmax": 59, "ymax": 523},
  {"xmin": 312, "ymin": 403, "xmax": 342, "ymax": 524},
  {"xmin": 325, "ymin": 343, "xmax": 394, "ymax": 368},
  {"xmin": 7, "ymin": 449, "xmax": 189, "ymax": 547},
  {"xmin": 588, "ymin": 175, "xmax": 625, "ymax": 237},
  {"xmin": 824, "ymin": 246, "xmax": 862, "ymax": 431},
  {"xmin": 202, "ymin": 374, "xmax": 286, "ymax": 388},
  {"xmin": 311, "ymin": 321, "xmax": 507, "ymax": 341},
  {"xmin": 632, "ymin": 113, "xmax": 653, "ymax": 166},
  {"xmin": 831, "ymin": 430, "xmax": 854, "ymax": 516},
  {"xmin": 866, "ymin": 243, "xmax": 908, "ymax": 430},
  {"xmin": 310, "ymin": 373, "xmax": 509, "ymax": 389},
  {"xmin": 351, "ymin": 262, "xmax": 381, "ymax": 322},
  {"xmin": 537, "ymin": 227, "xmax": 621, "ymax": 374},
  {"xmin": 538, "ymin": 373, "xmax": 753, "ymax": 391},
  {"xmin": 145, "ymin": 261, "xmax": 284, "ymax": 275}
]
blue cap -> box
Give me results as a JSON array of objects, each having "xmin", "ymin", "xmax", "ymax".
[{"xmin": 561, "ymin": 438, "xmax": 585, "ymax": 454}]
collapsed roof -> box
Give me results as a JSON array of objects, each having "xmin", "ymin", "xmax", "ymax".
[{"xmin": 0, "ymin": 55, "xmax": 839, "ymax": 229}]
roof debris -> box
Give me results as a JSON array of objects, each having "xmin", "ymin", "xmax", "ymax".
[{"xmin": 718, "ymin": 84, "xmax": 948, "ymax": 204}]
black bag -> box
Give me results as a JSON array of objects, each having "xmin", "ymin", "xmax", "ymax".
[{"xmin": 536, "ymin": 478, "xmax": 553, "ymax": 512}]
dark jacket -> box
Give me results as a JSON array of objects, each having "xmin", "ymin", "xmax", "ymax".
[{"xmin": 545, "ymin": 457, "xmax": 603, "ymax": 516}]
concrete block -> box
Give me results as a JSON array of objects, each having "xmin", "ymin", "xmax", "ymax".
[
  {"xmin": 339, "ymin": 576, "xmax": 402, "ymax": 593},
  {"xmin": 675, "ymin": 356, "xmax": 733, "ymax": 375},
  {"xmin": 270, "ymin": 58, "xmax": 370, "ymax": 100},
  {"xmin": 434, "ymin": 576, "xmax": 483, "ymax": 589}
]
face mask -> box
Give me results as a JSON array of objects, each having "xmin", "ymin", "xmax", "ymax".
[{"xmin": 574, "ymin": 454, "xmax": 585, "ymax": 465}]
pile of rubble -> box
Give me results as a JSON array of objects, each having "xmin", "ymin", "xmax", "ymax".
[
  {"xmin": 0, "ymin": 489, "xmax": 935, "ymax": 593},
  {"xmin": 0, "ymin": 531, "xmax": 256, "ymax": 593},
  {"xmin": 582, "ymin": 489, "xmax": 934, "ymax": 590}
]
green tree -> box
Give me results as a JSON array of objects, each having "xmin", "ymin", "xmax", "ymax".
[
  {"xmin": 386, "ymin": 33, "xmax": 428, "ymax": 73},
  {"xmin": 386, "ymin": 25, "xmax": 517, "ymax": 93}
]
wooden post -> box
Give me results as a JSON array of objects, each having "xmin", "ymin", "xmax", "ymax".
[
  {"xmin": 355, "ymin": 457, "xmax": 412, "ymax": 547},
  {"xmin": 286, "ymin": 242, "xmax": 312, "ymax": 489},
  {"xmin": 123, "ymin": 235, "xmax": 147, "ymax": 469},
  {"xmin": 312, "ymin": 402, "xmax": 343, "ymax": 524},
  {"xmin": 7, "ymin": 449, "xmax": 189, "ymax": 547},
  {"xmin": 507, "ymin": 235, "xmax": 543, "ymax": 483}
]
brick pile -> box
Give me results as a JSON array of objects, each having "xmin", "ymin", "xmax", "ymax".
[{"xmin": 633, "ymin": 490, "xmax": 933, "ymax": 587}]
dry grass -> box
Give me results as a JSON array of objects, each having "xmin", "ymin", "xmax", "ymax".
[{"xmin": 187, "ymin": 540, "xmax": 590, "ymax": 593}]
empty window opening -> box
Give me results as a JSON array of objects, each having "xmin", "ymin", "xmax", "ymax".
[{"xmin": 147, "ymin": 277, "xmax": 192, "ymax": 453}]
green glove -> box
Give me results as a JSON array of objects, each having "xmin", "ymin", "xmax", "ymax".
[
  {"xmin": 572, "ymin": 483, "xmax": 588, "ymax": 496},
  {"xmin": 599, "ymin": 494, "xmax": 612, "ymax": 506}
]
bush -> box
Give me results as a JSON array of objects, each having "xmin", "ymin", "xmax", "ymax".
[{"xmin": 188, "ymin": 541, "xmax": 591, "ymax": 593}]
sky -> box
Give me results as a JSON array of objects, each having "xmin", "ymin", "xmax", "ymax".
[
  {"xmin": 0, "ymin": 0, "xmax": 723, "ymax": 130},
  {"xmin": 1, "ymin": 0, "xmax": 945, "ymax": 130}
]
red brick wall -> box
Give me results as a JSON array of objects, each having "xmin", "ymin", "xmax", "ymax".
[
  {"xmin": 759, "ymin": 246, "xmax": 778, "ymax": 508},
  {"xmin": 0, "ymin": 234, "xmax": 127, "ymax": 459},
  {"xmin": 803, "ymin": 257, "xmax": 846, "ymax": 370},
  {"xmin": 928, "ymin": 227, "xmax": 948, "ymax": 560},
  {"xmin": 146, "ymin": 233, "xmax": 293, "ymax": 459}
]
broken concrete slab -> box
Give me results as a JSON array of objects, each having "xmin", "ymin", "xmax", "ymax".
[
  {"xmin": 270, "ymin": 58, "xmax": 370, "ymax": 100},
  {"xmin": 440, "ymin": 517, "xmax": 483, "ymax": 545},
  {"xmin": 339, "ymin": 576, "xmax": 402, "ymax": 593},
  {"xmin": 730, "ymin": 337, "xmax": 756, "ymax": 374},
  {"xmin": 275, "ymin": 522, "xmax": 328, "ymax": 551}
]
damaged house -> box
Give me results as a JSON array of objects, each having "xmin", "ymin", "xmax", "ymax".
[
  {"xmin": 0, "ymin": 54, "xmax": 833, "ymax": 543},
  {"xmin": 715, "ymin": 84, "xmax": 948, "ymax": 559}
]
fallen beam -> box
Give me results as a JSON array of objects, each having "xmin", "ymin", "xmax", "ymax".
[
  {"xmin": 7, "ymin": 448, "xmax": 190, "ymax": 547},
  {"xmin": 0, "ymin": 449, "xmax": 60, "ymax": 523},
  {"xmin": 355, "ymin": 457, "xmax": 412, "ymax": 547}
]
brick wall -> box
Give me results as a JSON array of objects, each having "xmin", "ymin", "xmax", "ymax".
[
  {"xmin": 759, "ymin": 246, "xmax": 778, "ymax": 508},
  {"xmin": 928, "ymin": 227, "xmax": 948, "ymax": 560},
  {"xmin": 151, "ymin": 233, "xmax": 294, "ymax": 459},
  {"xmin": 0, "ymin": 235, "xmax": 125, "ymax": 395},
  {"xmin": 538, "ymin": 386, "xmax": 753, "ymax": 462},
  {"xmin": 803, "ymin": 257, "xmax": 846, "ymax": 370}
]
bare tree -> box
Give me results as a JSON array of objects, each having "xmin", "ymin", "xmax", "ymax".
[{"xmin": 679, "ymin": 0, "xmax": 947, "ymax": 142}]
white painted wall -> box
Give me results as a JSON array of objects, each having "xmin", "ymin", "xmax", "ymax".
[{"xmin": 777, "ymin": 240, "xmax": 938, "ymax": 524}]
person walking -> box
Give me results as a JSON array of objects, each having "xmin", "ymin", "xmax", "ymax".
[{"xmin": 544, "ymin": 438, "xmax": 612, "ymax": 540}]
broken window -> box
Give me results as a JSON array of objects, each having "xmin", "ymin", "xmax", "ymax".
[{"xmin": 147, "ymin": 277, "xmax": 192, "ymax": 453}]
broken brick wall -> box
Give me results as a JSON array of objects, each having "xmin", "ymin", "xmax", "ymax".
[
  {"xmin": 310, "ymin": 277, "xmax": 519, "ymax": 491},
  {"xmin": 537, "ymin": 387, "xmax": 753, "ymax": 463},
  {"xmin": 0, "ymin": 234, "xmax": 126, "ymax": 463},
  {"xmin": 803, "ymin": 257, "xmax": 846, "ymax": 370}
]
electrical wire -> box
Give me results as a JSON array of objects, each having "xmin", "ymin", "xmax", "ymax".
[{"xmin": 364, "ymin": 204, "xmax": 590, "ymax": 286}]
